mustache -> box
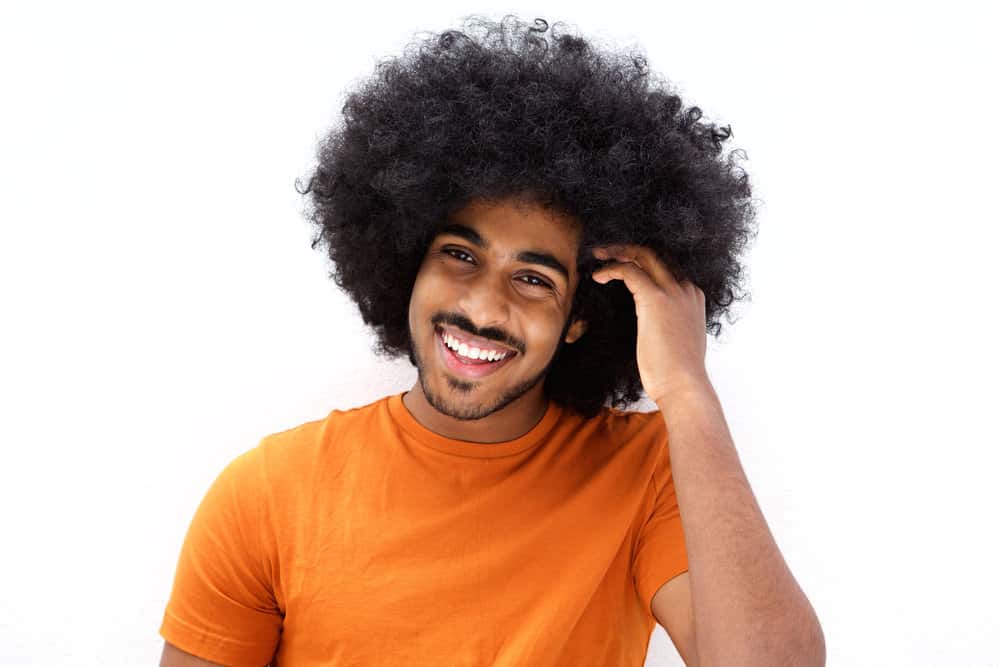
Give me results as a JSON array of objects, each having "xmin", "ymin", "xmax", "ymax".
[{"xmin": 433, "ymin": 313, "xmax": 525, "ymax": 355}]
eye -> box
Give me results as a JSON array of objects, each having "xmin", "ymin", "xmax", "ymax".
[
  {"xmin": 439, "ymin": 246, "xmax": 553, "ymax": 291},
  {"xmin": 442, "ymin": 247, "xmax": 475, "ymax": 263},
  {"xmin": 518, "ymin": 274, "xmax": 554, "ymax": 290}
]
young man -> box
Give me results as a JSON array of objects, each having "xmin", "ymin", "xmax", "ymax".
[{"xmin": 160, "ymin": 16, "xmax": 824, "ymax": 667}]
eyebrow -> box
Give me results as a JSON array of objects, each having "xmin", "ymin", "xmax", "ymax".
[{"xmin": 436, "ymin": 223, "xmax": 570, "ymax": 281}]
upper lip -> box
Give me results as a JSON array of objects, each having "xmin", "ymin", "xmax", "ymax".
[{"xmin": 437, "ymin": 325, "xmax": 517, "ymax": 355}]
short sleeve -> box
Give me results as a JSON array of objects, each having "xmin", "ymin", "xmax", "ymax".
[
  {"xmin": 160, "ymin": 446, "xmax": 282, "ymax": 667},
  {"xmin": 632, "ymin": 432, "xmax": 689, "ymax": 616}
]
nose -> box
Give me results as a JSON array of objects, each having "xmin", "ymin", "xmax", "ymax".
[{"xmin": 455, "ymin": 271, "xmax": 512, "ymax": 333}]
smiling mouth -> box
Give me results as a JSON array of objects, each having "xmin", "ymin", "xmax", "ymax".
[{"xmin": 435, "ymin": 326, "xmax": 517, "ymax": 376}]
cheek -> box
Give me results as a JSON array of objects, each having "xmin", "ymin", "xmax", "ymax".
[
  {"xmin": 411, "ymin": 269, "xmax": 447, "ymax": 305},
  {"xmin": 407, "ymin": 270, "xmax": 432, "ymax": 329},
  {"xmin": 408, "ymin": 268, "xmax": 452, "ymax": 325},
  {"xmin": 524, "ymin": 316, "xmax": 567, "ymax": 356}
]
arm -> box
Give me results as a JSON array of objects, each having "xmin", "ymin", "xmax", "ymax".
[
  {"xmin": 655, "ymin": 382, "xmax": 824, "ymax": 666},
  {"xmin": 160, "ymin": 641, "xmax": 229, "ymax": 667},
  {"xmin": 159, "ymin": 448, "xmax": 283, "ymax": 667},
  {"xmin": 650, "ymin": 572, "xmax": 699, "ymax": 666},
  {"xmin": 591, "ymin": 244, "xmax": 824, "ymax": 665}
]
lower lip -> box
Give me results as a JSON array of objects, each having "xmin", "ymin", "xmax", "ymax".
[{"xmin": 436, "ymin": 328, "xmax": 516, "ymax": 379}]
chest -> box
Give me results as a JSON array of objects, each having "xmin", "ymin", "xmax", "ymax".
[{"xmin": 270, "ymin": 458, "xmax": 649, "ymax": 664}]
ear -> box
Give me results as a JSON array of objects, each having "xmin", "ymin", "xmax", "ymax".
[{"xmin": 564, "ymin": 318, "xmax": 587, "ymax": 344}]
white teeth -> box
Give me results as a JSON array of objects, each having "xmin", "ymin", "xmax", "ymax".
[{"xmin": 441, "ymin": 330, "xmax": 508, "ymax": 361}]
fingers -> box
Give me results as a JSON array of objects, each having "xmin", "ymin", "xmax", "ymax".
[
  {"xmin": 592, "ymin": 244, "xmax": 678, "ymax": 290},
  {"xmin": 591, "ymin": 257, "xmax": 661, "ymax": 298}
]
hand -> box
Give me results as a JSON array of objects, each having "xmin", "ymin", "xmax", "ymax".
[{"xmin": 591, "ymin": 244, "xmax": 711, "ymax": 405}]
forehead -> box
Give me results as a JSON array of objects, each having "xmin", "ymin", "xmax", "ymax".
[{"xmin": 444, "ymin": 198, "xmax": 581, "ymax": 253}]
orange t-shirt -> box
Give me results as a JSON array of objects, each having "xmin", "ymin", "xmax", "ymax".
[{"xmin": 160, "ymin": 392, "xmax": 688, "ymax": 666}]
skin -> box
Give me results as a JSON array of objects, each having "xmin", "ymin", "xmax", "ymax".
[
  {"xmin": 159, "ymin": 642, "xmax": 227, "ymax": 666},
  {"xmin": 402, "ymin": 197, "xmax": 587, "ymax": 442},
  {"xmin": 593, "ymin": 244, "xmax": 825, "ymax": 665},
  {"xmin": 161, "ymin": 197, "xmax": 593, "ymax": 667},
  {"xmin": 161, "ymin": 198, "xmax": 824, "ymax": 666}
]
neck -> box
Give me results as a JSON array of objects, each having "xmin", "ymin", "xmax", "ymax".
[{"xmin": 401, "ymin": 382, "xmax": 549, "ymax": 443}]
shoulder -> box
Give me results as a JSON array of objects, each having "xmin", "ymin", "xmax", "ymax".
[
  {"xmin": 252, "ymin": 394, "xmax": 394, "ymax": 476},
  {"xmin": 589, "ymin": 404, "xmax": 673, "ymax": 484},
  {"xmin": 554, "ymin": 401, "xmax": 667, "ymax": 466},
  {"xmin": 588, "ymin": 403, "xmax": 667, "ymax": 449}
]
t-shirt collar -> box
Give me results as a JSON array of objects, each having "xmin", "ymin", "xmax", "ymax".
[{"xmin": 386, "ymin": 391, "xmax": 562, "ymax": 458}]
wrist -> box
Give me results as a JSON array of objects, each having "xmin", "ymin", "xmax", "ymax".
[{"xmin": 652, "ymin": 374, "xmax": 717, "ymax": 415}]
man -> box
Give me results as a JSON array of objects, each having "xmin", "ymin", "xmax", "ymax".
[{"xmin": 160, "ymin": 16, "xmax": 824, "ymax": 666}]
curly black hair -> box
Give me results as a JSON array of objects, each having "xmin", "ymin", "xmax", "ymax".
[{"xmin": 298, "ymin": 15, "xmax": 758, "ymax": 418}]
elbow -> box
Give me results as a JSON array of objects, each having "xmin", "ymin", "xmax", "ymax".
[
  {"xmin": 802, "ymin": 618, "xmax": 827, "ymax": 667},
  {"xmin": 773, "ymin": 588, "xmax": 826, "ymax": 666},
  {"xmin": 763, "ymin": 607, "xmax": 828, "ymax": 667},
  {"xmin": 762, "ymin": 617, "xmax": 827, "ymax": 667},
  {"xmin": 785, "ymin": 603, "xmax": 826, "ymax": 667},
  {"xmin": 695, "ymin": 598, "xmax": 826, "ymax": 667},
  {"xmin": 696, "ymin": 619, "xmax": 825, "ymax": 667}
]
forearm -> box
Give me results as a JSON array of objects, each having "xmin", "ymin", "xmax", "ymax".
[{"xmin": 657, "ymin": 382, "xmax": 825, "ymax": 666}]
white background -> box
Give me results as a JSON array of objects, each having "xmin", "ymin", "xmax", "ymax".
[{"xmin": 1, "ymin": 1, "xmax": 997, "ymax": 665}]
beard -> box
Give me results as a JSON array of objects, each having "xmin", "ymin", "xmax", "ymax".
[
  {"xmin": 416, "ymin": 362, "xmax": 548, "ymax": 421},
  {"xmin": 408, "ymin": 317, "xmax": 573, "ymax": 422}
]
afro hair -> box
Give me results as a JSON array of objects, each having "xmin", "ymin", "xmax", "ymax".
[{"xmin": 299, "ymin": 15, "xmax": 759, "ymax": 417}]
